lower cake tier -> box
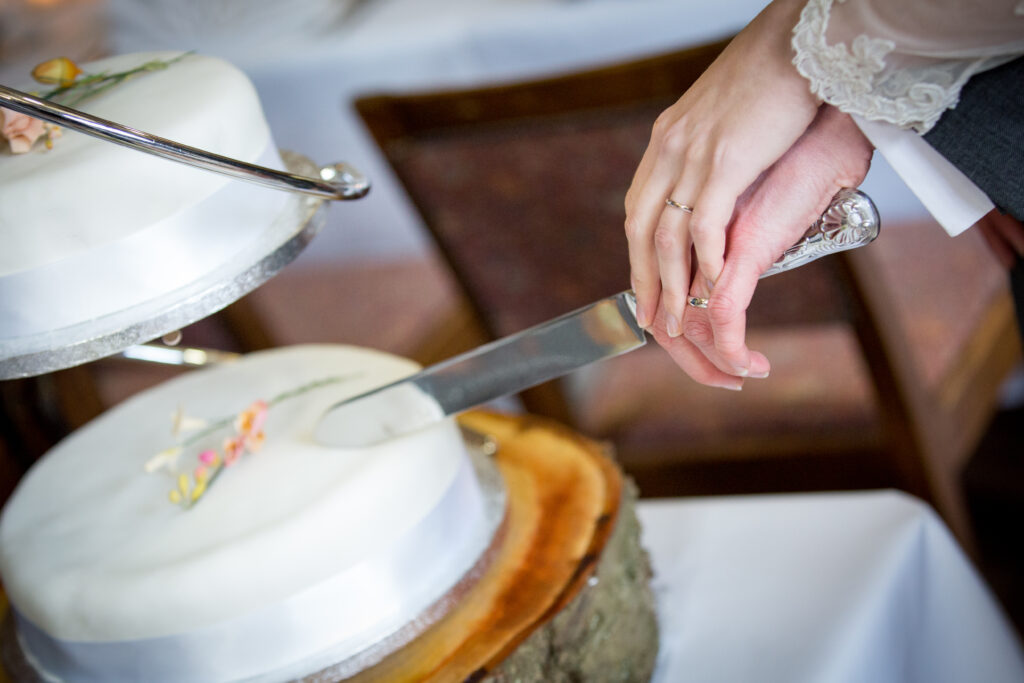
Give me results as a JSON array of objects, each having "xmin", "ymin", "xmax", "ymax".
[
  {"xmin": 1, "ymin": 411, "xmax": 658, "ymax": 682},
  {"xmin": 0, "ymin": 345, "xmax": 499, "ymax": 681}
]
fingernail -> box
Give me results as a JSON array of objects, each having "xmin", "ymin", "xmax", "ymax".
[
  {"xmin": 734, "ymin": 366, "xmax": 749, "ymax": 377},
  {"xmin": 719, "ymin": 381, "xmax": 743, "ymax": 391},
  {"xmin": 666, "ymin": 314, "xmax": 682, "ymax": 338},
  {"xmin": 749, "ymin": 353, "xmax": 771, "ymax": 378},
  {"xmin": 636, "ymin": 303, "xmax": 651, "ymax": 329}
]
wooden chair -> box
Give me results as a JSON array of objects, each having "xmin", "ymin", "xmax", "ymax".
[{"xmin": 355, "ymin": 39, "xmax": 1022, "ymax": 550}]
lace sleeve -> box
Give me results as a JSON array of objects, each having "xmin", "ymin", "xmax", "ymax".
[{"xmin": 792, "ymin": 0, "xmax": 1024, "ymax": 132}]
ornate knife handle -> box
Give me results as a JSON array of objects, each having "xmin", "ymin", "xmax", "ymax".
[
  {"xmin": 0, "ymin": 84, "xmax": 370, "ymax": 201},
  {"xmin": 760, "ymin": 188, "xmax": 880, "ymax": 279}
]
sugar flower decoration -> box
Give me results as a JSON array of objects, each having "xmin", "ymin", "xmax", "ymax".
[
  {"xmin": 172, "ymin": 404, "xmax": 209, "ymax": 437},
  {"xmin": 1, "ymin": 52, "xmax": 190, "ymax": 154},
  {"xmin": 31, "ymin": 57, "xmax": 82, "ymax": 86},
  {"xmin": 145, "ymin": 376, "xmax": 350, "ymax": 509},
  {"xmin": 0, "ymin": 109, "xmax": 46, "ymax": 154},
  {"xmin": 144, "ymin": 446, "xmax": 183, "ymax": 474},
  {"xmin": 163, "ymin": 400, "xmax": 267, "ymax": 508},
  {"xmin": 235, "ymin": 399, "xmax": 268, "ymax": 451}
]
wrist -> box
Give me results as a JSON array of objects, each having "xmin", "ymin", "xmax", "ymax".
[{"xmin": 743, "ymin": 0, "xmax": 821, "ymax": 107}]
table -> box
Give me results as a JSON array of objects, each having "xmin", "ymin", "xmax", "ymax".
[
  {"xmin": 639, "ymin": 490, "xmax": 1024, "ymax": 683},
  {"xmin": 2, "ymin": 482, "xmax": 1020, "ymax": 681}
]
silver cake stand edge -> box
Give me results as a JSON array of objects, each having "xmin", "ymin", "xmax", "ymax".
[{"xmin": 0, "ymin": 151, "xmax": 328, "ymax": 381}]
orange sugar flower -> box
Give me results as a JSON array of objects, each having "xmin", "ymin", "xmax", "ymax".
[
  {"xmin": 223, "ymin": 436, "xmax": 244, "ymax": 466},
  {"xmin": 234, "ymin": 399, "xmax": 268, "ymax": 451},
  {"xmin": 235, "ymin": 400, "xmax": 268, "ymax": 435},
  {"xmin": 31, "ymin": 57, "xmax": 82, "ymax": 87}
]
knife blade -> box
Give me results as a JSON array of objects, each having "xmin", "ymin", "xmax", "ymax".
[{"xmin": 315, "ymin": 188, "xmax": 879, "ymax": 447}]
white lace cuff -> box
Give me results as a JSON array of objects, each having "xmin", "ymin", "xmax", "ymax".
[{"xmin": 792, "ymin": 0, "xmax": 1024, "ymax": 133}]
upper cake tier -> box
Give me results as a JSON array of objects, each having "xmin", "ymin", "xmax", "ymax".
[
  {"xmin": 0, "ymin": 51, "xmax": 278, "ymax": 276},
  {"xmin": 0, "ymin": 51, "xmax": 300, "ymax": 350}
]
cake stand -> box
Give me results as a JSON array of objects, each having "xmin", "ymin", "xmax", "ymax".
[{"xmin": 0, "ymin": 85, "xmax": 370, "ymax": 380}]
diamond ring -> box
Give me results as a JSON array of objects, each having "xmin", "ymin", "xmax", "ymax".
[{"xmin": 687, "ymin": 296, "xmax": 709, "ymax": 309}]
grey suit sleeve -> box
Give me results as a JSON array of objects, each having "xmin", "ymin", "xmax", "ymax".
[
  {"xmin": 923, "ymin": 56, "xmax": 1024, "ymax": 223},
  {"xmin": 924, "ymin": 56, "xmax": 1024, "ymax": 336}
]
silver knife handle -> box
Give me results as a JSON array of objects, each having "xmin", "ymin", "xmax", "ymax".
[{"xmin": 760, "ymin": 188, "xmax": 880, "ymax": 279}]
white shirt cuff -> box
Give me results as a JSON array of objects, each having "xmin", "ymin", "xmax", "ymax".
[{"xmin": 852, "ymin": 115, "xmax": 994, "ymax": 236}]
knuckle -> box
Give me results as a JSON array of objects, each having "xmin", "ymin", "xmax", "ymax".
[
  {"xmin": 651, "ymin": 110, "xmax": 675, "ymax": 137},
  {"xmin": 706, "ymin": 292, "xmax": 739, "ymax": 326},
  {"xmin": 710, "ymin": 140, "xmax": 739, "ymax": 171},
  {"xmin": 715, "ymin": 339, "xmax": 746, "ymax": 362},
  {"xmin": 682, "ymin": 135, "xmax": 706, "ymax": 165},
  {"xmin": 653, "ymin": 224, "xmax": 678, "ymax": 252},
  {"xmin": 631, "ymin": 271, "xmax": 654, "ymax": 292},
  {"xmin": 623, "ymin": 214, "xmax": 644, "ymax": 242},
  {"xmin": 688, "ymin": 213, "xmax": 711, "ymax": 238},
  {"xmin": 682, "ymin": 316, "xmax": 714, "ymax": 346},
  {"xmin": 661, "ymin": 128, "xmax": 688, "ymax": 156}
]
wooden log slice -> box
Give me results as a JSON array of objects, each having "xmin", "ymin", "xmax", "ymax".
[{"xmin": 340, "ymin": 411, "xmax": 658, "ymax": 682}]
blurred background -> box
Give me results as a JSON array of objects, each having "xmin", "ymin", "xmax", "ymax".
[{"xmin": 1, "ymin": 0, "xmax": 1021, "ymax": 635}]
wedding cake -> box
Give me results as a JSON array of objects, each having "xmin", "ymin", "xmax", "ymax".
[
  {"xmin": 0, "ymin": 345, "xmax": 497, "ymax": 681},
  {"xmin": 0, "ymin": 51, "xmax": 291, "ymax": 343},
  {"xmin": 0, "ymin": 50, "xmax": 658, "ymax": 682}
]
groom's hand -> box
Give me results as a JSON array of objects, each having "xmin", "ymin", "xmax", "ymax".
[{"xmin": 666, "ymin": 105, "xmax": 874, "ymax": 383}]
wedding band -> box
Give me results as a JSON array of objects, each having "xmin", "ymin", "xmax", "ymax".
[
  {"xmin": 666, "ymin": 198, "xmax": 694, "ymax": 213},
  {"xmin": 687, "ymin": 296, "xmax": 709, "ymax": 309}
]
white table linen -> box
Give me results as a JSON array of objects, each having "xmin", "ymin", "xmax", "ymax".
[{"xmin": 639, "ymin": 490, "xmax": 1024, "ymax": 683}]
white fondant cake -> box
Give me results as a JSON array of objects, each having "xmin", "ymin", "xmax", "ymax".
[
  {"xmin": 0, "ymin": 345, "xmax": 494, "ymax": 681},
  {"xmin": 0, "ymin": 52, "xmax": 291, "ymax": 340}
]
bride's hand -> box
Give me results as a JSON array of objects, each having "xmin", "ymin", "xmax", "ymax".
[{"xmin": 624, "ymin": 0, "xmax": 819, "ymax": 369}]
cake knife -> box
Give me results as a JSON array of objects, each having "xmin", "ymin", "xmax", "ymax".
[{"xmin": 316, "ymin": 189, "xmax": 880, "ymax": 448}]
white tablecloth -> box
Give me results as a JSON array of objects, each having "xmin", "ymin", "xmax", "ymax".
[{"xmin": 638, "ymin": 491, "xmax": 1024, "ymax": 683}]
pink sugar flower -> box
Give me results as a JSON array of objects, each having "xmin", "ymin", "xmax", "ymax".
[{"xmin": 1, "ymin": 108, "xmax": 46, "ymax": 154}]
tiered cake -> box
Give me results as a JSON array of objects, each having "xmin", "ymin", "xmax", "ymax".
[{"xmin": 0, "ymin": 50, "xmax": 658, "ymax": 681}]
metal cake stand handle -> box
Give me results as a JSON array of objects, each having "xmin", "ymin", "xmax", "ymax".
[{"xmin": 0, "ymin": 84, "xmax": 370, "ymax": 201}]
